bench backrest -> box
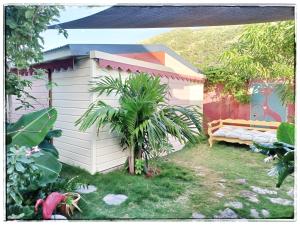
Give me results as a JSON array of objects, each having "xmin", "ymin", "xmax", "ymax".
[{"xmin": 221, "ymin": 119, "xmax": 280, "ymax": 131}]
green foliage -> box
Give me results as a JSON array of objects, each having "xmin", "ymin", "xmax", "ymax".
[
  {"xmin": 275, "ymin": 82, "xmax": 295, "ymax": 106},
  {"xmin": 6, "ymin": 108, "xmax": 62, "ymax": 219},
  {"xmin": 33, "ymin": 151, "xmax": 62, "ymax": 185},
  {"xmin": 254, "ymin": 122, "xmax": 295, "ymax": 187},
  {"xmin": 5, "ymin": 5, "xmax": 67, "ymax": 111},
  {"xmin": 6, "ymin": 146, "xmax": 43, "ymax": 219},
  {"xmin": 135, "ymin": 159, "xmax": 144, "ymax": 175},
  {"xmin": 38, "ymin": 129, "xmax": 62, "ymax": 158},
  {"xmin": 6, "ymin": 108, "xmax": 62, "ymax": 185},
  {"xmin": 7, "ymin": 145, "xmax": 62, "ymax": 219},
  {"xmin": 143, "ymin": 22, "xmax": 295, "ymax": 104},
  {"xmin": 5, "ymin": 6, "xmax": 65, "ymax": 68},
  {"xmin": 277, "ymin": 122, "xmax": 295, "ymax": 145},
  {"xmin": 37, "ymin": 176, "xmax": 85, "ymax": 202},
  {"xmin": 76, "ymin": 73, "xmax": 203, "ymax": 173},
  {"xmin": 7, "ymin": 108, "xmax": 58, "ymax": 147},
  {"xmin": 205, "ymin": 21, "xmax": 295, "ymax": 103},
  {"xmin": 5, "ymin": 72, "xmax": 32, "ymax": 97}
]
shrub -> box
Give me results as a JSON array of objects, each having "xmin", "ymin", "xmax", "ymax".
[
  {"xmin": 255, "ymin": 122, "xmax": 295, "ymax": 187},
  {"xmin": 76, "ymin": 73, "xmax": 203, "ymax": 174}
]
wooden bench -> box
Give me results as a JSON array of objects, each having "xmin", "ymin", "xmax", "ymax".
[{"xmin": 207, "ymin": 119, "xmax": 280, "ymax": 147}]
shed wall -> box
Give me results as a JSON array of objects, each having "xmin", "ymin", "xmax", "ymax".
[
  {"xmin": 164, "ymin": 53, "xmax": 200, "ymax": 77},
  {"xmin": 161, "ymin": 77, "xmax": 204, "ymax": 151},
  {"xmin": 52, "ymin": 58, "xmax": 93, "ymax": 172},
  {"xmin": 91, "ymin": 63, "xmax": 129, "ymax": 173}
]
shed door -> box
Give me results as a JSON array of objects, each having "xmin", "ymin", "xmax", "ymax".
[{"xmin": 250, "ymin": 82, "xmax": 287, "ymax": 122}]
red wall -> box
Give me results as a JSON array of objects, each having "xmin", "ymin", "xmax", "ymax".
[
  {"xmin": 203, "ymin": 84, "xmax": 295, "ymax": 133},
  {"xmin": 203, "ymin": 84, "xmax": 250, "ymax": 133}
]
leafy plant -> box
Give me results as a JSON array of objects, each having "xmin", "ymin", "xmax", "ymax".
[
  {"xmin": 135, "ymin": 159, "xmax": 144, "ymax": 175},
  {"xmin": 7, "ymin": 108, "xmax": 62, "ymax": 185},
  {"xmin": 5, "ymin": 5, "xmax": 67, "ymax": 114},
  {"xmin": 33, "ymin": 151, "xmax": 62, "ymax": 186},
  {"xmin": 37, "ymin": 176, "xmax": 85, "ymax": 203},
  {"xmin": 38, "ymin": 129, "xmax": 62, "ymax": 158},
  {"xmin": 76, "ymin": 73, "xmax": 203, "ymax": 174},
  {"xmin": 59, "ymin": 193, "xmax": 82, "ymax": 217},
  {"xmin": 6, "ymin": 146, "xmax": 43, "ymax": 219},
  {"xmin": 6, "ymin": 108, "xmax": 62, "ymax": 219},
  {"xmin": 254, "ymin": 122, "xmax": 295, "ymax": 187},
  {"xmin": 7, "ymin": 108, "xmax": 58, "ymax": 147},
  {"xmin": 276, "ymin": 122, "xmax": 295, "ymax": 145}
]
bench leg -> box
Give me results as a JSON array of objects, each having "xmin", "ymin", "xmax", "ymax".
[{"xmin": 208, "ymin": 137, "xmax": 213, "ymax": 148}]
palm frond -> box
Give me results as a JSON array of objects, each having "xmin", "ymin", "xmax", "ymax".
[
  {"xmin": 90, "ymin": 73, "xmax": 124, "ymax": 97},
  {"xmin": 75, "ymin": 100, "xmax": 119, "ymax": 135}
]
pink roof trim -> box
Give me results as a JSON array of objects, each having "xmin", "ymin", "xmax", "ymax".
[
  {"xmin": 10, "ymin": 57, "xmax": 74, "ymax": 76},
  {"xmin": 98, "ymin": 59, "xmax": 205, "ymax": 83}
]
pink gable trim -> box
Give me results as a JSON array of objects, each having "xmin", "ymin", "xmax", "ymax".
[
  {"xmin": 10, "ymin": 57, "xmax": 74, "ymax": 76},
  {"xmin": 98, "ymin": 59, "xmax": 205, "ymax": 83}
]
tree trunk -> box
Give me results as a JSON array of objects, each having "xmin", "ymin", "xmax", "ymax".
[
  {"xmin": 128, "ymin": 145, "xmax": 135, "ymax": 174},
  {"xmin": 6, "ymin": 95, "xmax": 12, "ymax": 123}
]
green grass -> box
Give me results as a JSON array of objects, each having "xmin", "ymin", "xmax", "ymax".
[{"xmin": 60, "ymin": 142, "xmax": 294, "ymax": 220}]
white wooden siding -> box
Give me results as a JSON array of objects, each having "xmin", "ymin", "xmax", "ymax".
[
  {"xmin": 164, "ymin": 53, "xmax": 203, "ymax": 78},
  {"xmin": 52, "ymin": 58, "xmax": 93, "ymax": 172},
  {"xmin": 91, "ymin": 65, "xmax": 129, "ymax": 172},
  {"xmin": 161, "ymin": 76, "xmax": 203, "ymax": 151}
]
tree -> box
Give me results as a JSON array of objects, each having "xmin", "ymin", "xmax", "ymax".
[
  {"xmin": 204, "ymin": 21, "xmax": 295, "ymax": 104},
  {"xmin": 5, "ymin": 6, "xmax": 67, "ymax": 219},
  {"xmin": 5, "ymin": 5, "xmax": 67, "ymax": 118},
  {"xmin": 75, "ymin": 73, "xmax": 203, "ymax": 174}
]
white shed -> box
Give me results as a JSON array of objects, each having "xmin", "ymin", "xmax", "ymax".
[{"xmin": 10, "ymin": 44, "xmax": 205, "ymax": 174}]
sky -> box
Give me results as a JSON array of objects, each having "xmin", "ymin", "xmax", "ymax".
[{"xmin": 42, "ymin": 6, "xmax": 172, "ymax": 51}]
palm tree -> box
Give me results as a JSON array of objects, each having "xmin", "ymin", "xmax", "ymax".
[{"xmin": 75, "ymin": 73, "xmax": 203, "ymax": 174}]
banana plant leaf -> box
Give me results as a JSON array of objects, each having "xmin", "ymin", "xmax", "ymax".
[
  {"xmin": 254, "ymin": 142, "xmax": 294, "ymax": 157},
  {"xmin": 7, "ymin": 108, "xmax": 57, "ymax": 147},
  {"xmin": 254, "ymin": 140, "xmax": 294, "ymax": 188},
  {"xmin": 32, "ymin": 150, "xmax": 62, "ymax": 185},
  {"xmin": 276, "ymin": 161, "xmax": 294, "ymax": 188},
  {"xmin": 45, "ymin": 129, "xmax": 62, "ymax": 139},
  {"xmin": 283, "ymin": 151, "xmax": 294, "ymax": 162},
  {"xmin": 38, "ymin": 129, "xmax": 62, "ymax": 158},
  {"xmin": 38, "ymin": 140, "xmax": 59, "ymax": 158},
  {"xmin": 277, "ymin": 122, "xmax": 295, "ymax": 145}
]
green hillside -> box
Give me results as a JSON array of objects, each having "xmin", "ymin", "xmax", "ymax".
[{"xmin": 141, "ymin": 25, "xmax": 245, "ymax": 70}]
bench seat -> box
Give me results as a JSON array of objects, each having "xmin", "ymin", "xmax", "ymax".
[{"xmin": 208, "ymin": 119, "xmax": 280, "ymax": 148}]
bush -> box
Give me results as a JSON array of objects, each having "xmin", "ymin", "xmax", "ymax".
[{"xmin": 6, "ymin": 146, "xmax": 43, "ymax": 219}]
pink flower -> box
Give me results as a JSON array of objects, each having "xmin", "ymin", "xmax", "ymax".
[
  {"xmin": 31, "ymin": 146, "xmax": 40, "ymax": 153},
  {"xmin": 26, "ymin": 150, "xmax": 32, "ymax": 157}
]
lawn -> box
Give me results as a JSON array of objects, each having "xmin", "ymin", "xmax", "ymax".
[{"xmin": 60, "ymin": 142, "xmax": 294, "ymax": 220}]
